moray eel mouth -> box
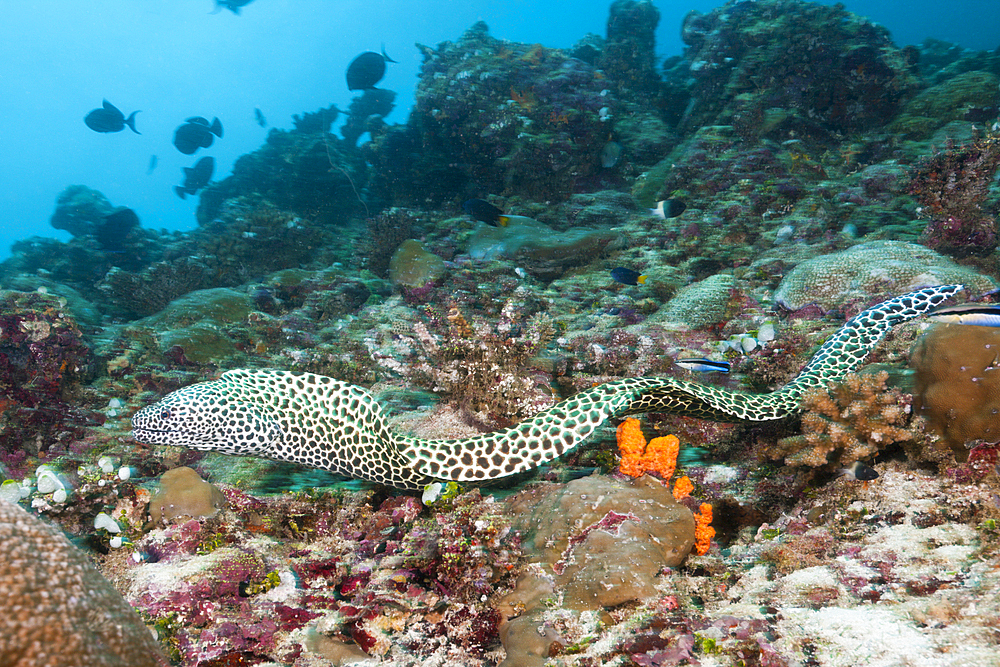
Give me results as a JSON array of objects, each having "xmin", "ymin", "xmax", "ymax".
[{"xmin": 131, "ymin": 284, "xmax": 963, "ymax": 490}]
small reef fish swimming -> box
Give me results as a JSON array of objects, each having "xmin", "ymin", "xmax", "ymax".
[
  {"xmin": 254, "ymin": 107, "xmax": 267, "ymax": 127},
  {"xmin": 839, "ymin": 460, "xmax": 879, "ymax": 481},
  {"xmin": 928, "ymin": 303, "xmax": 1000, "ymax": 327},
  {"xmin": 675, "ymin": 358, "xmax": 731, "ymax": 373},
  {"xmin": 175, "ymin": 156, "xmax": 214, "ymax": 199},
  {"xmin": 84, "ymin": 99, "xmax": 140, "ymax": 134},
  {"xmin": 346, "ymin": 47, "xmax": 397, "ymax": 91},
  {"xmin": 650, "ymin": 198, "xmax": 687, "ymax": 219},
  {"xmin": 147, "ymin": 155, "xmax": 157, "ymax": 174},
  {"xmin": 610, "ymin": 267, "xmax": 646, "ymax": 285},
  {"xmin": 212, "ymin": 0, "xmax": 255, "ymax": 14},
  {"xmin": 173, "ymin": 116, "xmax": 223, "ymax": 155},
  {"xmin": 600, "ymin": 141, "xmax": 622, "ymax": 168},
  {"xmin": 462, "ymin": 199, "xmax": 509, "ymax": 227}
]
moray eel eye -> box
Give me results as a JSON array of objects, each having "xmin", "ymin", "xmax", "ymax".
[{"xmin": 159, "ymin": 409, "xmax": 172, "ymax": 421}]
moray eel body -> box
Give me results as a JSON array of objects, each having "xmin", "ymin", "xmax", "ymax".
[{"xmin": 132, "ymin": 285, "xmax": 961, "ymax": 490}]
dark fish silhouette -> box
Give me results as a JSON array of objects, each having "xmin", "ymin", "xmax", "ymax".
[
  {"xmin": 175, "ymin": 157, "xmax": 215, "ymax": 199},
  {"xmin": 610, "ymin": 267, "xmax": 646, "ymax": 285},
  {"xmin": 96, "ymin": 208, "xmax": 140, "ymax": 250},
  {"xmin": 173, "ymin": 116, "xmax": 223, "ymax": 155},
  {"xmin": 212, "ymin": 0, "xmax": 255, "ymax": 14},
  {"xmin": 462, "ymin": 199, "xmax": 509, "ymax": 227},
  {"xmin": 254, "ymin": 107, "xmax": 267, "ymax": 127},
  {"xmin": 346, "ymin": 47, "xmax": 397, "ymax": 91},
  {"xmin": 84, "ymin": 99, "xmax": 140, "ymax": 134},
  {"xmin": 650, "ymin": 199, "xmax": 687, "ymax": 219}
]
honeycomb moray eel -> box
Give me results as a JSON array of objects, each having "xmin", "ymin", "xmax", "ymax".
[{"xmin": 131, "ymin": 285, "xmax": 961, "ymax": 491}]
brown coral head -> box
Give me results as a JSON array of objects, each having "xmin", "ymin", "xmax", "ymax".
[{"xmin": 912, "ymin": 324, "xmax": 1000, "ymax": 460}]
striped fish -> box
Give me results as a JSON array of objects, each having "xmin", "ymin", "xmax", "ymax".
[
  {"xmin": 928, "ymin": 304, "xmax": 1000, "ymax": 327},
  {"xmin": 675, "ymin": 358, "xmax": 731, "ymax": 373}
]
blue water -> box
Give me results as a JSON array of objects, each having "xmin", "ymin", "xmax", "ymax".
[{"xmin": 1, "ymin": 0, "xmax": 997, "ymax": 261}]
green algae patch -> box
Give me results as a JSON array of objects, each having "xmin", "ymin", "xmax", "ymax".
[
  {"xmin": 468, "ymin": 217, "xmax": 617, "ymax": 280},
  {"xmin": 389, "ymin": 239, "xmax": 447, "ymax": 288},
  {"xmin": 137, "ymin": 288, "xmax": 252, "ymax": 363}
]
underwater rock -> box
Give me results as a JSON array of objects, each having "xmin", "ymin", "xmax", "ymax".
[
  {"xmin": 912, "ymin": 324, "xmax": 1000, "ymax": 460},
  {"xmin": 889, "ymin": 70, "xmax": 1000, "ymax": 139},
  {"xmin": 0, "ymin": 290, "xmax": 97, "ymax": 478},
  {"xmin": 507, "ymin": 474, "xmax": 696, "ymax": 611},
  {"xmin": 773, "ymin": 241, "xmax": 996, "ymax": 312},
  {"xmin": 341, "ymin": 88, "xmax": 397, "ymax": 146},
  {"xmin": 134, "ymin": 287, "xmax": 252, "ymax": 364},
  {"xmin": 467, "ymin": 216, "xmax": 617, "ymax": 281},
  {"xmin": 148, "ymin": 466, "xmax": 227, "ymax": 525},
  {"xmin": 49, "ymin": 184, "xmax": 115, "ymax": 238},
  {"xmin": 388, "ymin": 239, "xmax": 446, "ymax": 288},
  {"xmin": 599, "ymin": 0, "xmax": 662, "ymax": 95}
]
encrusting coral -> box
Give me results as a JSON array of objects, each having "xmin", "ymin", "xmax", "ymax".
[
  {"xmin": 767, "ymin": 370, "xmax": 917, "ymax": 469},
  {"xmin": 0, "ymin": 498, "xmax": 168, "ymax": 667}
]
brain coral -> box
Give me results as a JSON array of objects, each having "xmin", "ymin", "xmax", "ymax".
[
  {"xmin": 0, "ymin": 499, "xmax": 167, "ymax": 667},
  {"xmin": 773, "ymin": 241, "xmax": 996, "ymax": 311},
  {"xmin": 653, "ymin": 273, "xmax": 735, "ymax": 328}
]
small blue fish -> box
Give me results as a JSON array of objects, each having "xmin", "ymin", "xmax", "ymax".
[
  {"xmin": 610, "ymin": 267, "xmax": 646, "ymax": 285},
  {"xmin": 675, "ymin": 358, "xmax": 730, "ymax": 373},
  {"xmin": 928, "ymin": 304, "xmax": 1000, "ymax": 327}
]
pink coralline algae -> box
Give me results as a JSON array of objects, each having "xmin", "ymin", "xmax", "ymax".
[
  {"xmin": 107, "ymin": 486, "xmax": 520, "ymax": 665},
  {"xmin": 0, "ymin": 290, "xmax": 98, "ymax": 478},
  {"xmin": 909, "ymin": 130, "xmax": 1000, "ymax": 257}
]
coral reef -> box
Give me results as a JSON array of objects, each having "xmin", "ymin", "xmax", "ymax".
[
  {"xmin": 388, "ymin": 239, "xmax": 446, "ymax": 288},
  {"xmin": 197, "ymin": 127, "xmax": 368, "ymax": 228},
  {"xmin": 767, "ymin": 371, "xmax": 919, "ymax": 469},
  {"xmin": 678, "ymin": 0, "xmax": 918, "ymax": 135},
  {"xmin": 4, "ymin": 2, "xmax": 1000, "ymax": 665},
  {"xmin": 148, "ymin": 466, "xmax": 227, "ymax": 526},
  {"xmin": 0, "ymin": 290, "xmax": 98, "ymax": 478},
  {"xmin": 397, "ymin": 307, "xmax": 556, "ymax": 426},
  {"xmin": 369, "ymin": 21, "xmax": 621, "ymax": 204},
  {"xmin": 0, "ymin": 498, "xmax": 168, "ymax": 667},
  {"xmin": 912, "ymin": 323, "xmax": 1000, "ymax": 459}
]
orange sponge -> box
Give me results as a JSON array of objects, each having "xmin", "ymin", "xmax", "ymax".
[
  {"xmin": 672, "ymin": 475, "xmax": 694, "ymax": 500},
  {"xmin": 616, "ymin": 418, "xmax": 680, "ymax": 480},
  {"xmin": 693, "ymin": 503, "xmax": 715, "ymax": 555}
]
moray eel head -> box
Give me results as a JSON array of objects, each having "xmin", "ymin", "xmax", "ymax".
[{"xmin": 132, "ymin": 382, "xmax": 282, "ymax": 457}]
